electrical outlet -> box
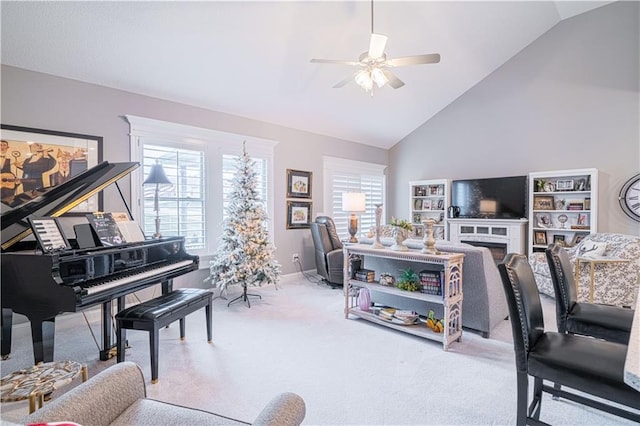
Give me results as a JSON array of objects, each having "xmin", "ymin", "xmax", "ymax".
[{"xmin": 292, "ymin": 253, "xmax": 299, "ymax": 263}]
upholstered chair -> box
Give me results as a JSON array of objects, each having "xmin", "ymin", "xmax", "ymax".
[
  {"xmin": 545, "ymin": 243, "xmax": 633, "ymax": 344},
  {"xmin": 309, "ymin": 216, "xmax": 343, "ymax": 287},
  {"xmin": 530, "ymin": 233, "xmax": 640, "ymax": 306},
  {"xmin": 497, "ymin": 253, "xmax": 639, "ymax": 425}
]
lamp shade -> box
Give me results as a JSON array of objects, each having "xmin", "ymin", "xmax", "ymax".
[
  {"xmin": 143, "ymin": 163, "xmax": 172, "ymax": 185},
  {"xmin": 342, "ymin": 192, "xmax": 366, "ymax": 213}
]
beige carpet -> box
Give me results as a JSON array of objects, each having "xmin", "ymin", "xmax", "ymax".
[{"xmin": 0, "ymin": 274, "xmax": 636, "ymax": 425}]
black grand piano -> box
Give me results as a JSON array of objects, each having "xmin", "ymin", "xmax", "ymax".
[{"xmin": 1, "ymin": 161, "xmax": 199, "ymax": 364}]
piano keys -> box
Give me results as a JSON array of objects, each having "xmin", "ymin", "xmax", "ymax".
[{"xmin": 1, "ymin": 161, "xmax": 199, "ymax": 364}]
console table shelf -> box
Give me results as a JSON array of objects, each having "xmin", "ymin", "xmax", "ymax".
[{"xmin": 343, "ymin": 244, "xmax": 464, "ymax": 350}]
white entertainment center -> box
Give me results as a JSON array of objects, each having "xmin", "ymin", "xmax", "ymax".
[{"xmin": 448, "ymin": 218, "xmax": 528, "ymax": 255}]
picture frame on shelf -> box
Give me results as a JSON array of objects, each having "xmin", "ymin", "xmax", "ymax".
[
  {"xmin": 556, "ymin": 179, "xmax": 574, "ymax": 191},
  {"xmin": 535, "ymin": 213, "xmax": 552, "ymax": 228},
  {"xmin": 571, "ymin": 233, "xmax": 586, "ymax": 246},
  {"xmin": 413, "ymin": 213, "xmax": 422, "ymax": 224},
  {"xmin": 575, "ymin": 178, "xmax": 586, "ymax": 191},
  {"xmin": 286, "ymin": 169, "xmax": 312, "ymax": 198},
  {"xmin": 423, "ymin": 199, "xmax": 432, "ymax": 210},
  {"xmin": 0, "ymin": 124, "xmax": 103, "ymax": 214},
  {"xmin": 286, "ymin": 200, "xmax": 312, "ymax": 229},
  {"xmin": 577, "ymin": 213, "xmax": 588, "ymax": 226},
  {"xmin": 533, "ymin": 195, "xmax": 555, "ymax": 210},
  {"xmin": 553, "ymin": 234, "xmax": 566, "ymax": 246},
  {"xmin": 534, "ymin": 231, "xmax": 547, "ymax": 246},
  {"xmin": 436, "ymin": 199, "xmax": 444, "ymax": 210},
  {"xmin": 413, "ymin": 226, "xmax": 424, "ymax": 239},
  {"xmin": 414, "ymin": 199, "xmax": 423, "ymax": 210}
]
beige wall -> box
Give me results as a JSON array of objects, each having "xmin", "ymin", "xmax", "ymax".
[
  {"xmin": 0, "ymin": 65, "xmax": 388, "ymax": 278},
  {"xmin": 389, "ymin": 1, "xmax": 640, "ymax": 236}
]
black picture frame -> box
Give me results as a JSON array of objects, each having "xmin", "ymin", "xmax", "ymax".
[
  {"xmin": 286, "ymin": 200, "xmax": 312, "ymax": 229},
  {"xmin": 1, "ymin": 124, "xmax": 103, "ymax": 215},
  {"xmin": 534, "ymin": 231, "xmax": 547, "ymax": 246},
  {"xmin": 28, "ymin": 216, "xmax": 71, "ymax": 253},
  {"xmin": 286, "ymin": 169, "xmax": 312, "ymax": 198}
]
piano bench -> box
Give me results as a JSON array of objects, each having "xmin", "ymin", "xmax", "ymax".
[{"xmin": 115, "ymin": 288, "xmax": 213, "ymax": 384}]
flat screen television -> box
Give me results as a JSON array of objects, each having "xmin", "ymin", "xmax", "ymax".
[{"xmin": 451, "ymin": 176, "xmax": 527, "ymax": 219}]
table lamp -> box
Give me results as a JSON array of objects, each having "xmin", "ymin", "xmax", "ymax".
[
  {"xmin": 342, "ymin": 192, "xmax": 366, "ymax": 243},
  {"xmin": 143, "ymin": 162, "xmax": 172, "ymax": 239}
]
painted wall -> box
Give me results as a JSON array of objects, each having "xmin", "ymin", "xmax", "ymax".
[
  {"xmin": 389, "ymin": 1, "xmax": 640, "ymax": 236},
  {"xmin": 0, "ymin": 65, "xmax": 388, "ymax": 278}
]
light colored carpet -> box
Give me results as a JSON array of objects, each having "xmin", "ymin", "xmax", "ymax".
[{"xmin": 0, "ymin": 274, "xmax": 636, "ymax": 425}]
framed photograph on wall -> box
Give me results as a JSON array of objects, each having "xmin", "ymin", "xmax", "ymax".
[
  {"xmin": 286, "ymin": 201, "xmax": 312, "ymax": 229},
  {"xmin": 534, "ymin": 231, "xmax": 547, "ymax": 246},
  {"xmin": 286, "ymin": 169, "xmax": 312, "ymax": 198},
  {"xmin": 0, "ymin": 124, "xmax": 103, "ymax": 214}
]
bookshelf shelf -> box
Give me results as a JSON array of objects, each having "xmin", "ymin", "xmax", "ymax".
[{"xmin": 343, "ymin": 244, "xmax": 464, "ymax": 350}]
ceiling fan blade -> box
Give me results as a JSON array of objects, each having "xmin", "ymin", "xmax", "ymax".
[
  {"xmin": 368, "ymin": 33, "xmax": 388, "ymax": 59},
  {"xmin": 382, "ymin": 70, "xmax": 405, "ymax": 89},
  {"xmin": 310, "ymin": 59, "xmax": 360, "ymax": 66},
  {"xmin": 387, "ymin": 53, "xmax": 441, "ymax": 67},
  {"xmin": 332, "ymin": 76, "xmax": 353, "ymax": 88}
]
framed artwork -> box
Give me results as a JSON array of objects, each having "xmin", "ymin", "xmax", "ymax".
[
  {"xmin": 556, "ymin": 179, "xmax": 574, "ymax": 191},
  {"xmin": 286, "ymin": 201, "xmax": 312, "ymax": 229},
  {"xmin": 286, "ymin": 169, "xmax": 312, "ymax": 198},
  {"xmin": 534, "ymin": 231, "xmax": 547, "ymax": 246},
  {"xmin": 533, "ymin": 195, "xmax": 555, "ymax": 210},
  {"xmin": 553, "ymin": 234, "xmax": 566, "ymax": 245},
  {"xmin": 0, "ymin": 124, "xmax": 103, "ymax": 214}
]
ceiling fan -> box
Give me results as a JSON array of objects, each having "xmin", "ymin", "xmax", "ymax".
[{"xmin": 310, "ymin": 0, "xmax": 441, "ymax": 94}]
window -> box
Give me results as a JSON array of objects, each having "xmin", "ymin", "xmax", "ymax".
[
  {"xmin": 323, "ymin": 156, "xmax": 386, "ymax": 239},
  {"xmin": 127, "ymin": 115, "xmax": 277, "ymax": 258},
  {"xmin": 143, "ymin": 144, "xmax": 205, "ymax": 251}
]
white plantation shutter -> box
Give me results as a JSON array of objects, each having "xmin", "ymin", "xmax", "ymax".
[
  {"xmin": 143, "ymin": 144, "xmax": 206, "ymax": 250},
  {"xmin": 324, "ymin": 157, "xmax": 386, "ymax": 240}
]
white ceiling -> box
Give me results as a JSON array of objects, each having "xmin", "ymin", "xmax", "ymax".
[{"xmin": 0, "ymin": 1, "xmax": 612, "ymax": 149}]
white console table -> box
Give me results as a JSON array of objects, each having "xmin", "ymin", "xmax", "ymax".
[{"xmin": 343, "ymin": 244, "xmax": 464, "ymax": 350}]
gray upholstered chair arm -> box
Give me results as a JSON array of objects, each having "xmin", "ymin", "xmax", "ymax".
[
  {"xmin": 21, "ymin": 362, "xmax": 146, "ymax": 426},
  {"xmin": 252, "ymin": 392, "xmax": 306, "ymax": 426}
]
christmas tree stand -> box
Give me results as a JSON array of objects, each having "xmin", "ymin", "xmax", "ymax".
[{"xmin": 227, "ymin": 285, "xmax": 262, "ymax": 308}]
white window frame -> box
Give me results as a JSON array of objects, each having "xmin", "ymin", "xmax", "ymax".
[
  {"xmin": 126, "ymin": 115, "xmax": 278, "ymax": 261},
  {"xmin": 323, "ymin": 156, "xmax": 387, "ymax": 240}
]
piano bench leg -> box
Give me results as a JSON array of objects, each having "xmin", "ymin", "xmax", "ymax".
[
  {"xmin": 180, "ymin": 318, "xmax": 186, "ymax": 340},
  {"xmin": 116, "ymin": 326, "xmax": 126, "ymax": 363},
  {"xmin": 206, "ymin": 302, "xmax": 213, "ymax": 343},
  {"xmin": 151, "ymin": 326, "xmax": 159, "ymax": 384}
]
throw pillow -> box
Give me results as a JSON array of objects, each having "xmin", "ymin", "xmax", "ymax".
[{"xmin": 577, "ymin": 241, "xmax": 607, "ymax": 258}]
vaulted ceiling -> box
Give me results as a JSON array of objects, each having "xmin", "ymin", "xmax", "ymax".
[{"xmin": 1, "ymin": 1, "xmax": 612, "ymax": 149}]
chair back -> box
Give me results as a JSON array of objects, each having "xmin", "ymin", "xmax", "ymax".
[
  {"xmin": 310, "ymin": 216, "xmax": 342, "ymax": 279},
  {"xmin": 545, "ymin": 243, "xmax": 577, "ymax": 333},
  {"xmin": 315, "ymin": 216, "xmax": 342, "ymax": 250},
  {"xmin": 497, "ymin": 253, "xmax": 546, "ymax": 372}
]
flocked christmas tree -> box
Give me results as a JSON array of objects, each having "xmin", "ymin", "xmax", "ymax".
[{"xmin": 206, "ymin": 142, "xmax": 281, "ymax": 307}]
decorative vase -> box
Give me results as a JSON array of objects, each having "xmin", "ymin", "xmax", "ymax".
[
  {"xmin": 391, "ymin": 226, "xmax": 408, "ymax": 251},
  {"xmin": 372, "ymin": 203, "xmax": 384, "ymax": 249},
  {"xmin": 358, "ymin": 287, "xmax": 371, "ymax": 311},
  {"xmin": 421, "ymin": 218, "xmax": 437, "ymax": 254}
]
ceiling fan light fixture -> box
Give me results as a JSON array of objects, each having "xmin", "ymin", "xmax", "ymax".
[
  {"xmin": 371, "ymin": 67, "xmax": 388, "ymax": 88},
  {"xmin": 355, "ymin": 70, "xmax": 373, "ymax": 92}
]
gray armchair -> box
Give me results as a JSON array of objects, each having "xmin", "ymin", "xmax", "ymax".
[
  {"xmin": 20, "ymin": 361, "xmax": 306, "ymax": 426},
  {"xmin": 310, "ymin": 216, "xmax": 344, "ymax": 287}
]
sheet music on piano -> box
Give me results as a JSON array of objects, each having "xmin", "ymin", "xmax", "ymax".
[{"xmin": 28, "ymin": 217, "xmax": 71, "ymax": 253}]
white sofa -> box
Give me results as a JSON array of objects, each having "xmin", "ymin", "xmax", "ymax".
[
  {"xmin": 358, "ymin": 233, "xmax": 508, "ymax": 338},
  {"xmin": 529, "ymin": 233, "xmax": 640, "ymax": 307}
]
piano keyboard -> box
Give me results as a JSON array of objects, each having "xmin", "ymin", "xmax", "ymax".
[{"xmin": 83, "ymin": 260, "xmax": 194, "ymax": 295}]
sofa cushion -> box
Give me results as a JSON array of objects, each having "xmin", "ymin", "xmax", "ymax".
[{"xmin": 111, "ymin": 399, "xmax": 248, "ymax": 426}]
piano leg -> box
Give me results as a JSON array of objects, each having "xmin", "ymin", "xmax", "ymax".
[
  {"xmin": 99, "ymin": 300, "xmax": 114, "ymax": 361},
  {"xmin": 30, "ymin": 317, "xmax": 55, "ymax": 364},
  {"xmin": 1, "ymin": 308, "xmax": 13, "ymax": 359}
]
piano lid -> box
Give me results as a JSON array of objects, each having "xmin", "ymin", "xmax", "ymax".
[{"xmin": 1, "ymin": 161, "xmax": 139, "ymax": 251}]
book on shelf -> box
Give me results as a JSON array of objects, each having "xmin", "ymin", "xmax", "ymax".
[
  {"xmin": 419, "ymin": 270, "xmax": 442, "ymax": 296},
  {"xmin": 355, "ymin": 268, "xmax": 375, "ymax": 282}
]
